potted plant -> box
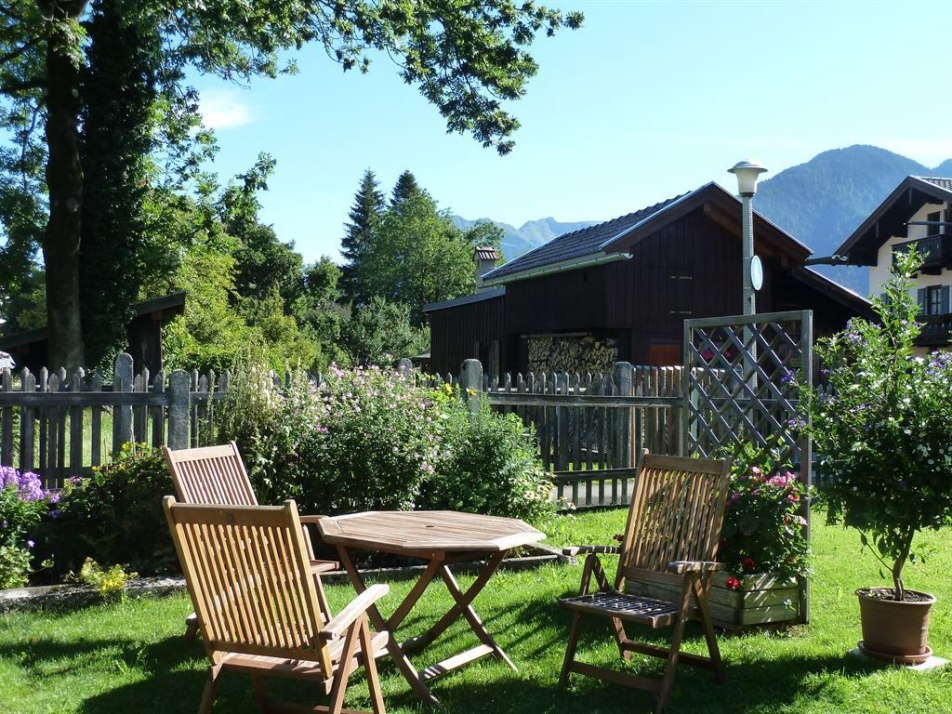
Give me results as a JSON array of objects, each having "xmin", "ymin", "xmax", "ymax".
[
  {"xmin": 714, "ymin": 435, "xmax": 812, "ymax": 628},
  {"xmin": 804, "ymin": 250, "xmax": 952, "ymax": 663}
]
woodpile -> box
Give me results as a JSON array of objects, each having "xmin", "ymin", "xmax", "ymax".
[{"xmin": 527, "ymin": 334, "xmax": 617, "ymax": 374}]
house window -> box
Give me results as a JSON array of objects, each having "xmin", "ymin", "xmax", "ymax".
[
  {"xmin": 918, "ymin": 285, "xmax": 950, "ymax": 315},
  {"xmin": 928, "ymin": 211, "xmax": 942, "ymax": 236}
]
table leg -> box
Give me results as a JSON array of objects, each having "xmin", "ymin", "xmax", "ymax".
[
  {"xmin": 335, "ymin": 546, "xmax": 440, "ymax": 706},
  {"xmin": 400, "ymin": 551, "xmax": 517, "ymax": 678}
]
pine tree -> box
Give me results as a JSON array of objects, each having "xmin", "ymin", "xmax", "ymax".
[
  {"xmin": 341, "ymin": 169, "xmax": 385, "ymax": 304},
  {"xmin": 390, "ymin": 170, "xmax": 421, "ymax": 207}
]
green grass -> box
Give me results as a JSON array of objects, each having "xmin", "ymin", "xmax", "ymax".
[{"xmin": 2, "ymin": 511, "xmax": 951, "ymax": 714}]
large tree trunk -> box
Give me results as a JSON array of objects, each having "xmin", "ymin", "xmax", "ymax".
[{"xmin": 41, "ymin": 1, "xmax": 87, "ymax": 371}]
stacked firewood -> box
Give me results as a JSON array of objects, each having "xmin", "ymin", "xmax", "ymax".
[{"xmin": 527, "ymin": 334, "xmax": 617, "ymax": 374}]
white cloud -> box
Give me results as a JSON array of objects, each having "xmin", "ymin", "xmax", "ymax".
[{"xmin": 198, "ymin": 90, "xmax": 255, "ymax": 129}]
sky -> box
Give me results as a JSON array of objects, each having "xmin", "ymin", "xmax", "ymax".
[{"xmin": 194, "ymin": 0, "xmax": 952, "ymax": 264}]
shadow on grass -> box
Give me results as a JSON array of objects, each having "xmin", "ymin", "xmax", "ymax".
[{"xmin": 435, "ymin": 649, "xmax": 884, "ymax": 714}]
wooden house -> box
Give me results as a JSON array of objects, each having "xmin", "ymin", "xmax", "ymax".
[
  {"xmin": 834, "ymin": 176, "xmax": 952, "ymax": 347},
  {"xmin": 425, "ymin": 182, "xmax": 870, "ymax": 376}
]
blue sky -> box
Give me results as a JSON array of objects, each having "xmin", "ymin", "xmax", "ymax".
[{"xmin": 195, "ymin": 0, "xmax": 952, "ymax": 263}]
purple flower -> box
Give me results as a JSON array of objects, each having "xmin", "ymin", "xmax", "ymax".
[
  {"xmin": 780, "ymin": 370, "xmax": 795, "ymax": 384},
  {"xmin": 26, "ymin": 540, "xmax": 34, "ymax": 549}
]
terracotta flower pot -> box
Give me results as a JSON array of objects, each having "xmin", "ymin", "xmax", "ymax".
[{"xmin": 856, "ymin": 587, "xmax": 936, "ymax": 665}]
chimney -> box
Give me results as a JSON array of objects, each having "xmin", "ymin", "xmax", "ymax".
[{"xmin": 474, "ymin": 246, "xmax": 500, "ymax": 287}]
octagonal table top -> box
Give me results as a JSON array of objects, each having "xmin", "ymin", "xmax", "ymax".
[{"xmin": 316, "ymin": 510, "xmax": 545, "ymax": 556}]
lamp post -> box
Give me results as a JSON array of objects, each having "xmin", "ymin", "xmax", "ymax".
[{"xmin": 728, "ymin": 160, "xmax": 768, "ymax": 315}]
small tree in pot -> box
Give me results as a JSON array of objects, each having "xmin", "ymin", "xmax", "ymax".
[{"xmin": 804, "ymin": 250, "xmax": 952, "ymax": 661}]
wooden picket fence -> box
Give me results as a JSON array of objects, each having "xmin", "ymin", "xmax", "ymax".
[
  {"xmin": 0, "ymin": 354, "xmax": 227, "ymax": 487},
  {"xmin": 426, "ymin": 360, "xmax": 683, "ymax": 508}
]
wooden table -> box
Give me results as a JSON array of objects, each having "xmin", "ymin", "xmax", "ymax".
[{"xmin": 317, "ymin": 510, "xmax": 545, "ymax": 704}]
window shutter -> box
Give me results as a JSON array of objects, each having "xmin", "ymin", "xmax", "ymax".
[
  {"xmin": 942, "ymin": 286, "xmax": 949, "ymax": 314},
  {"xmin": 917, "ymin": 288, "xmax": 927, "ymax": 314}
]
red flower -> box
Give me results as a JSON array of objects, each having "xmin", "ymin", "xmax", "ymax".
[
  {"xmin": 741, "ymin": 556, "xmax": 756, "ymax": 572},
  {"xmin": 612, "ymin": 533, "xmax": 624, "ymax": 542},
  {"xmin": 725, "ymin": 576, "xmax": 741, "ymax": 591}
]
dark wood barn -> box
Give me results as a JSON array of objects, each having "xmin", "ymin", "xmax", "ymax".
[
  {"xmin": 0, "ymin": 292, "xmax": 185, "ymax": 374},
  {"xmin": 425, "ymin": 183, "xmax": 870, "ymax": 376}
]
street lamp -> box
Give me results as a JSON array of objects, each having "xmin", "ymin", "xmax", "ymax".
[{"xmin": 728, "ymin": 160, "xmax": 768, "ymax": 315}]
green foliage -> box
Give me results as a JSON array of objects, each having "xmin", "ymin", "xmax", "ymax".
[
  {"xmin": 48, "ymin": 444, "xmax": 176, "ymax": 576},
  {"xmin": 358, "ymin": 187, "xmax": 476, "ymax": 323},
  {"xmin": 805, "ymin": 250, "xmax": 952, "ymax": 600},
  {"xmin": 420, "ymin": 397, "xmax": 553, "ymax": 522},
  {"xmin": 0, "ymin": 544, "xmax": 32, "ymax": 589},
  {"xmin": 341, "ymin": 296, "xmax": 428, "ymax": 366},
  {"xmin": 293, "ymin": 258, "xmax": 349, "ymax": 368},
  {"xmin": 77, "ymin": 558, "xmax": 137, "ymax": 601},
  {"xmin": 217, "ymin": 363, "xmax": 552, "ymax": 523},
  {"xmin": 719, "ymin": 436, "xmax": 812, "ymax": 582}
]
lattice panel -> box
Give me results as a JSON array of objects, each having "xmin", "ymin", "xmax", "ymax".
[{"xmin": 682, "ymin": 310, "xmax": 812, "ymax": 462}]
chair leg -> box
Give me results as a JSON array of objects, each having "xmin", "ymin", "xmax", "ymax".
[
  {"xmin": 694, "ymin": 580, "xmax": 725, "ymax": 683},
  {"xmin": 559, "ymin": 612, "xmax": 583, "ymax": 686},
  {"xmin": 359, "ymin": 619, "xmax": 386, "ymax": 714},
  {"xmin": 252, "ymin": 674, "xmax": 268, "ymax": 713},
  {"xmin": 610, "ymin": 616, "xmax": 632, "ymax": 661},
  {"xmin": 198, "ymin": 664, "xmax": 223, "ymax": 714},
  {"xmin": 328, "ymin": 619, "xmax": 361, "ymax": 714},
  {"xmin": 656, "ymin": 578, "xmax": 696, "ymax": 714}
]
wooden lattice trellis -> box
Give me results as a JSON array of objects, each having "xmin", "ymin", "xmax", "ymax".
[
  {"xmin": 682, "ymin": 310, "xmax": 812, "ymax": 464},
  {"xmin": 682, "ymin": 309, "xmax": 813, "ymax": 625}
]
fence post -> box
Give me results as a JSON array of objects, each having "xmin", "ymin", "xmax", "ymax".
[
  {"xmin": 613, "ymin": 361, "xmax": 633, "ymax": 468},
  {"xmin": 113, "ymin": 353, "xmax": 134, "ymax": 450},
  {"xmin": 168, "ymin": 369, "xmax": 191, "ymax": 450},
  {"xmin": 459, "ymin": 359, "xmax": 483, "ymax": 413}
]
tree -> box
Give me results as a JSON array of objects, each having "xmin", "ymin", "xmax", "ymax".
[
  {"xmin": 340, "ymin": 169, "xmax": 384, "ymax": 304},
  {"xmin": 293, "ymin": 257, "xmax": 349, "ymax": 367},
  {"xmin": 340, "ymin": 296, "xmax": 428, "ymax": 367},
  {"xmin": 390, "ymin": 170, "xmax": 421, "ymax": 208},
  {"xmin": 358, "ymin": 188, "xmax": 475, "ymax": 324},
  {"xmin": 0, "ymin": 1, "xmax": 582, "ymax": 370}
]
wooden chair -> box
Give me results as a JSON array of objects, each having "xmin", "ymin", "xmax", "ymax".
[
  {"xmin": 558, "ymin": 452, "xmax": 731, "ymax": 713},
  {"xmin": 164, "ymin": 497, "xmax": 389, "ymax": 714},
  {"xmin": 163, "ymin": 442, "xmax": 337, "ymax": 640}
]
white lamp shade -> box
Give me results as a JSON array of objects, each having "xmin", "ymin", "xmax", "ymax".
[{"xmin": 728, "ymin": 160, "xmax": 768, "ymax": 196}]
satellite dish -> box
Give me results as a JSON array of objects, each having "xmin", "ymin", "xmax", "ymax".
[{"xmin": 749, "ymin": 255, "xmax": 764, "ymax": 291}]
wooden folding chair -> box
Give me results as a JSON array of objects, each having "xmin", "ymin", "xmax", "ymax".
[
  {"xmin": 163, "ymin": 442, "xmax": 337, "ymax": 640},
  {"xmin": 164, "ymin": 497, "xmax": 389, "ymax": 714},
  {"xmin": 558, "ymin": 452, "xmax": 730, "ymax": 713}
]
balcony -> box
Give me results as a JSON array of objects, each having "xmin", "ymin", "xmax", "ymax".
[
  {"xmin": 893, "ymin": 234, "xmax": 952, "ymax": 274},
  {"xmin": 917, "ymin": 313, "xmax": 952, "ymax": 346}
]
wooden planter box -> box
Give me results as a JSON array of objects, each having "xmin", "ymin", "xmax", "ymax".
[{"xmin": 625, "ymin": 570, "xmax": 803, "ymax": 630}]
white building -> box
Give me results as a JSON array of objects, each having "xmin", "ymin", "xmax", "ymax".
[{"xmin": 835, "ymin": 176, "xmax": 952, "ymax": 347}]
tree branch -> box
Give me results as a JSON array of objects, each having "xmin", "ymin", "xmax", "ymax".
[
  {"xmin": 0, "ymin": 77, "xmax": 44, "ymax": 95},
  {"xmin": 0, "ymin": 36, "xmax": 40, "ymax": 66}
]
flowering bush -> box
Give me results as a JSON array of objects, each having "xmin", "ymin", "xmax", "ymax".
[
  {"xmin": 217, "ymin": 363, "xmax": 552, "ymax": 522},
  {"xmin": 0, "ymin": 466, "xmax": 57, "ymax": 587},
  {"xmin": 804, "ymin": 250, "xmax": 952, "ymax": 601},
  {"xmin": 719, "ymin": 436, "xmax": 811, "ymax": 586}
]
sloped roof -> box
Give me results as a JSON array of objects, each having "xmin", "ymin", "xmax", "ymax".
[
  {"xmin": 483, "ymin": 193, "xmax": 689, "ymax": 281},
  {"xmin": 835, "ymin": 176, "xmax": 952, "ymax": 264}
]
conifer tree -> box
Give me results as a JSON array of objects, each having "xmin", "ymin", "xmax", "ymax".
[
  {"xmin": 390, "ymin": 170, "xmax": 421, "ymax": 207},
  {"xmin": 341, "ymin": 169, "xmax": 384, "ymax": 303}
]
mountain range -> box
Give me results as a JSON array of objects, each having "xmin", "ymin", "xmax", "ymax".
[{"xmin": 453, "ymin": 145, "xmax": 952, "ymax": 295}]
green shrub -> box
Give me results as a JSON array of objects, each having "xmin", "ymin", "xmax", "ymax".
[
  {"xmin": 0, "ymin": 466, "xmax": 56, "ymax": 587},
  {"xmin": 47, "ymin": 444, "xmax": 176, "ymax": 576},
  {"xmin": 77, "ymin": 558, "xmax": 137, "ymax": 601},
  {"xmin": 422, "ymin": 397, "xmax": 553, "ymax": 523},
  {"xmin": 218, "ymin": 363, "xmax": 553, "ymax": 522}
]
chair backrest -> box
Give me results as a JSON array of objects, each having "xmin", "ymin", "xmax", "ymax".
[
  {"xmin": 164, "ymin": 497, "xmax": 331, "ymax": 673},
  {"xmin": 163, "ymin": 442, "xmax": 258, "ymax": 506},
  {"xmin": 616, "ymin": 453, "xmax": 730, "ymax": 590}
]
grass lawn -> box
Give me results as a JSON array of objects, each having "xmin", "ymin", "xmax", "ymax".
[{"xmin": 2, "ymin": 509, "xmax": 951, "ymax": 714}]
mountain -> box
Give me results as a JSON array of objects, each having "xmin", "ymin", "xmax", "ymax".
[
  {"xmin": 754, "ymin": 145, "xmax": 952, "ymax": 294},
  {"xmin": 451, "ymin": 216, "xmax": 597, "ymax": 261},
  {"xmin": 455, "ymin": 145, "xmax": 952, "ymax": 295}
]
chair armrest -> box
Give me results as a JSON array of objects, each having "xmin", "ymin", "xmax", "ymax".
[
  {"xmin": 320, "ymin": 584, "xmax": 389, "ymax": 640},
  {"xmin": 666, "ymin": 560, "xmax": 724, "ymax": 574},
  {"xmin": 299, "ymin": 515, "xmax": 329, "ymax": 525},
  {"xmin": 309, "ymin": 559, "xmax": 339, "ymax": 574},
  {"xmin": 562, "ymin": 545, "xmax": 621, "ymax": 557}
]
